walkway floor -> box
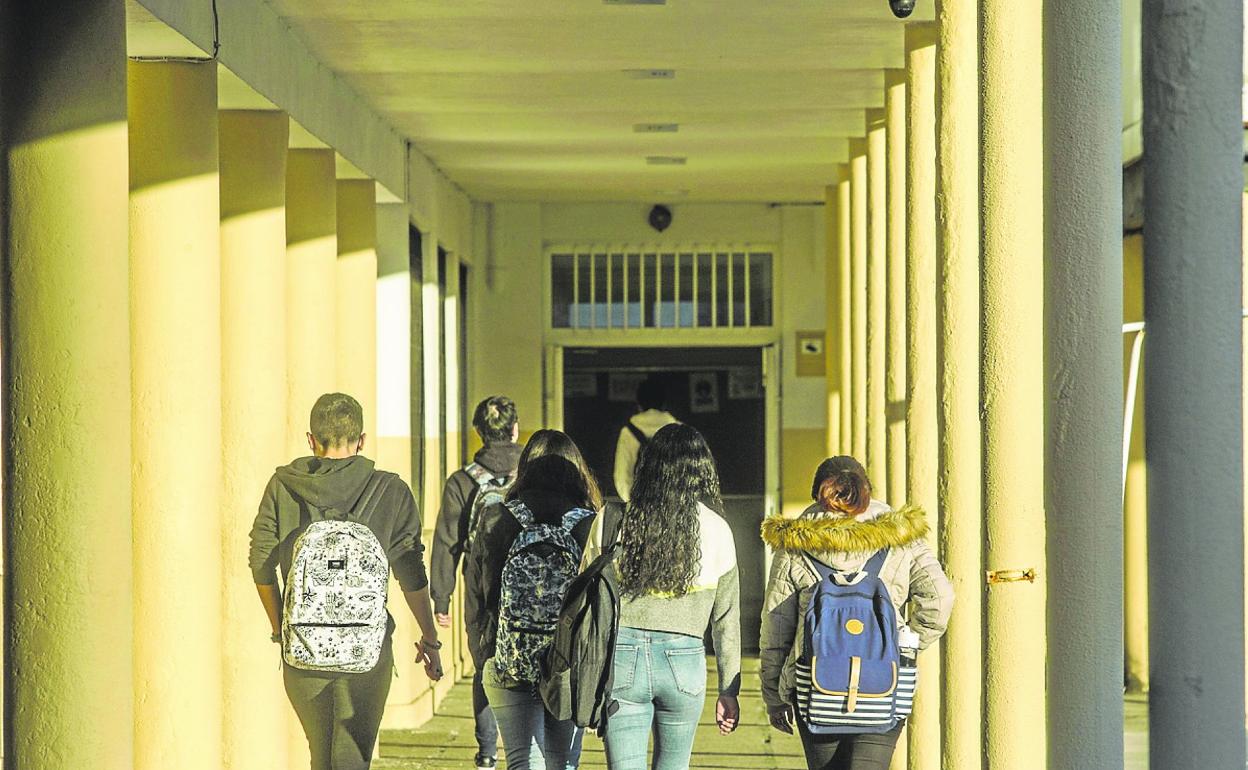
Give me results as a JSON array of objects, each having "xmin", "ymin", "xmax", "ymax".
[{"xmin": 377, "ymin": 660, "xmax": 1150, "ymax": 769}]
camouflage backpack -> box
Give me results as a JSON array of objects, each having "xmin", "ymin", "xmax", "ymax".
[
  {"xmin": 282, "ymin": 474, "xmax": 390, "ymax": 673},
  {"xmin": 493, "ymin": 499, "xmax": 594, "ymax": 686}
]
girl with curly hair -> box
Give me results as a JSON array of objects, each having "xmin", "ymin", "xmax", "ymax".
[{"xmin": 584, "ymin": 423, "xmax": 742, "ymax": 769}]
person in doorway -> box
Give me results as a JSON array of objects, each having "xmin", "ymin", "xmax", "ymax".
[
  {"xmin": 249, "ymin": 392, "xmax": 443, "ymax": 770},
  {"xmin": 612, "ymin": 376, "xmax": 679, "ymax": 502},
  {"xmin": 586, "ymin": 423, "xmax": 742, "ymax": 770},
  {"xmin": 431, "ymin": 395, "xmax": 523, "ymax": 769},
  {"xmin": 465, "ymin": 430, "xmax": 603, "ymax": 770},
  {"xmin": 759, "ymin": 456, "xmax": 954, "ymax": 770}
]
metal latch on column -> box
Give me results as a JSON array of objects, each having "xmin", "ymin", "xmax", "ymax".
[{"xmin": 985, "ymin": 568, "xmax": 1036, "ymax": 585}]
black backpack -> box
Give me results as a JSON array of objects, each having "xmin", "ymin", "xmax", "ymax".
[{"xmin": 539, "ymin": 508, "xmax": 622, "ymax": 734}]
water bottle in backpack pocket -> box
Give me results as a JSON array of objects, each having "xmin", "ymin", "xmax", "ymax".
[
  {"xmin": 795, "ymin": 548, "xmax": 913, "ymax": 734},
  {"xmin": 493, "ymin": 500, "xmax": 594, "ymax": 687}
]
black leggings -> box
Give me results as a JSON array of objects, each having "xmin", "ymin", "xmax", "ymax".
[
  {"xmin": 284, "ymin": 640, "xmax": 394, "ymax": 770},
  {"xmin": 796, "ymin": 718, "xmax": 904, "ymax": 770}
]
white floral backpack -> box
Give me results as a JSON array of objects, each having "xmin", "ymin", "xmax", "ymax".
[{"xmin": 282, "ymin": 474, "xmax": 390, "ymax": 673}]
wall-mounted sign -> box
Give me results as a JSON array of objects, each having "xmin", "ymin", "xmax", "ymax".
[
  {"xmin": 565, "ymin": 372, "xmax": 599, "ymax": 398},
  {"xmin": 689, "ymin": 372, "xmax": 721, "ymax": 413},
  {"xmin": 795, "ymin": 330, "xmax": 826, "ymax": 377},
  {"xmin": 727, "ymin": 368, "xmax": 762, "ymax": 399},
  {"xmin": 608, "ymin": 372, "xmax": 648, "ymax": 402}
]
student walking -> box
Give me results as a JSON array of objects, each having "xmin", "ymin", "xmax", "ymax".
[
  {"xmin": 759, "ymin": 456, "xmax": 954, "ymax": 770},
  {"xmin": 431, "ymin": 395, "xmax": 523, "ymax": 769},
  {"xmin": 248, "ymin": 393, "xmax": 443, "ymax": 770},
  {"xmin": 465, "ymin": 430, "xmax": 602, "ymax": 770},
  {"xmin": 612, "ymin": 376, "xmax": 679, "ymax": 502},
  {"xmin": 587, "ymin": 423, "xmax": 742, "ymax": 770}
]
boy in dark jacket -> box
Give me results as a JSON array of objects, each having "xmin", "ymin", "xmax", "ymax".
[
  {"xmin": 430, "ymin": 395, "xmax": 523, "ymax": 769},
  {"xmin": 249, "ymin": 393, "xmax": 442, "ymax": 770}
]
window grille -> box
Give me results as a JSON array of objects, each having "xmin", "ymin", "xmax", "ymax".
[{"xmin": 550, "ymin": 246, "xmax": 773, "ymax": 330}]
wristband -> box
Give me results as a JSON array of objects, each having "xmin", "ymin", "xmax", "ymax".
[
  {"xmin": 418, "ymin": 637, "xmax": 442, "ymax": 651},
  {"xmin": 271, "ymin": 631, "xmax": 281, "ymax": 644}
]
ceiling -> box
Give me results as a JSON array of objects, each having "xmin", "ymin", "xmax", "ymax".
[{"xmin": 264, "ymin": 0, "xmax": 929, "ymax": 203}]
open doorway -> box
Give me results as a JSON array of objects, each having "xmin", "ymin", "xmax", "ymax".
[{"xmin": 559, "ymin": 345, "xmax": 774, "ymax": 651}]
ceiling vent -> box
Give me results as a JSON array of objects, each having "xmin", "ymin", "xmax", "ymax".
[
  {"xmin": 634, "ymin": 123, "xmax": 680, "ymax": 133},
  {"xmin": 646, "ymin": 156, "xmax": 687, "ymax": 166},
  {"xmin": 623, "ymin": 68, "xmax": 676, "ymax": 80}
]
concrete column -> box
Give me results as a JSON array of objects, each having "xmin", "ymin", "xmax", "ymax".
[
  {"xmin": 935, "ymin": 0, "xmax": 983, "ymax": 766},
  {"xmin": 284, "ymin": 147, "xmax": 338, "ymax": 767},
  {"xmin": 825, "ymin": 182, "xmax": 843, "ymax": 456},
  {"xmin": 850, "ymin": 147, "xmax": 869, "ymax": 461},
  {"xmin": 1143, "ymin": 0, "xmax": 1245, "ymax": 765},
  {"xmin": 980, "ymin": 0, "xmax": 1046, "ymax": 763},
  {"xmin": 1043, "ymin": 0, "xmax": 1124, "ymax": 765},
  {"xmin": 866, "ymin": 116, "xmax": 888, "ymax": 491},
  {"xmin": 884, "ymin": 72, "xmax": 908, "ymax": 509},
  {"xmin": 219, "ymin": 109, "xmax": 290, "ymax": 770},
  {"xmin": 904, "ymin": 25, "xmax": 940, "ymax": 770},
  {"xmin": 128, "ymin": 60, "xmax": 223, "ymax": 770},
  {"xmin": 286, "ymin": 147, "xmax": 339, "ymax": 457},
  {"xmin": 2, "ymin": 2, "xmax": 134, "ymax": 766},
  {"xmin": 336, "ymin": 178, "xmax": 379, "ymax": 445},
  {"xmin": 835, "ymin": 172, "xmax": 854, "ymax": 457},
  {"xmin": 443, "ymin": 247, "xmax": 463, "ymax": 478}
]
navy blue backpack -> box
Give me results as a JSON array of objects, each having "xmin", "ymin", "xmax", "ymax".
[{"xmin": 795, "ymin": 549, "xmax": 917, "ymax": 734}]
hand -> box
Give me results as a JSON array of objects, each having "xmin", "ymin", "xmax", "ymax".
[
  {"xmin": 715, "ymin": 694, "xmax": 739, "ymax": 735},
  {"xmin": 768, "ymin": 703, "xmax": 794, "ymax": 734},
  {"xmin": 435, "ymin": 613, "xmax": 451, "ymax": 628},
  {"xmin": 417, "ymin": 643, "xmax": 444, "ymax": 681}
]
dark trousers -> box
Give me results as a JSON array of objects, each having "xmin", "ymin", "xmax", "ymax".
[
  {"xmin": 284, "ymin": 640, "xmax": 394, "ymax": 770},
  {"xmin": 473, "ymin": 667, "xmax": 500, "ymax": 757},
  {"xmin": 795, "ymin": 718, "xmax": 904, "ymax": 770}
]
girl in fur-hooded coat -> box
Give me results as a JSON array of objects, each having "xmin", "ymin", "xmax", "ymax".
[{"xmin": 758, "ymin": 456, "xmax": 953, "ymax": 762}]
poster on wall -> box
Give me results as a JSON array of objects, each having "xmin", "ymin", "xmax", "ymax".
[
  {"xmin": 689, "ymin": 372, "xmax": 721, "ymax": 413},
  {"xmin": 564, "ymin": 372, "xmax": 599, "ymax": 398},
  {"xmin": 608, "ymin": 372, "xmax": 648, "ymax": 403},
  {"xmin": 727, "ymin": 368, "xmax": 762, "ymax": 399}
]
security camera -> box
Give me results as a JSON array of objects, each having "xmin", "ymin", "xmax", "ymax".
[{"xmin": 889, "ymin": 0, "xmax": 916, "ymax": 18}]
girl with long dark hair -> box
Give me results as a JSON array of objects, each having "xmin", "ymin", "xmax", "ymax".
[
  {"xmin": 759, "ymin": 456, "xmax": 954, "ymax": 770},
  {"xmin": 584, "ymin": 423, "xmax": 742, "ymax": 770},
  {"xmin": 465, "ymin": 430, "xmax": 603, "ymax": 770}
]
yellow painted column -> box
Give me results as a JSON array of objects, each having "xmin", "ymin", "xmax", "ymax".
[
  {"xmin": 835, "ymin": 171, "xmax": 854, "ymax": 457},
  {"xmin": 935, "ymin": 0, "xmax": 984, "ymax": 766},
  {"xmin": 884, "ymin": 71, "xmax": 908, "ymax": 508},
  {"xmin": 219, "ymin": 109, "xmax": 291, "ymax": 770},
  {"xmin": 825, "ymin": 182, "xmax": 843, "ymax": 456},
  {"xmin": 284, "ymin": 147, "xmax": 338, "ymax": 766},
  {"xmin": 866, "ymin": 115, "xmax": 888, "ymax": 492},
  {"xmin": 3, "ymin": 3, "xmax": 133, "ymax": 766},
  {"xmin": 850, "ymin": 146, "xmax": 869, "ymax": 461},
  {"xmin": 128, "ymin": 60, "xmax": 223, "ymax": 770},
  {"xmin": 336, "ymin": 178, "xmax": 379, "ymax": 445},
  {"xmin": 904, "ymin": 25, "xmax": 940, "ymax": 770},
  {"xmin": 981, "ymin": 0, "xmax": 1046, "ymax": 762},
  {"xmin": 1122, "ymin": 242, "xmax": 1149, "ymax": 692}
]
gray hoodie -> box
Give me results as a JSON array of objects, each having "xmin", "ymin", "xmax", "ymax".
[{"xmin": 248, "ymin": 455, "xmax": 428, "ymax": 593}]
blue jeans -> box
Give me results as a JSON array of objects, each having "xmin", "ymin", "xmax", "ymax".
[
  {"xmin": 603, "ymin": 627, "xmax": 707, "ymax": 770},
  {"xmin": 482, "ymin": 659, "xmax": 584, "ymax": 770}
]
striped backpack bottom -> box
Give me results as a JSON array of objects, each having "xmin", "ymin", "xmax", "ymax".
[{"xmin": 795, "ymin": 660, "xmax": 918, "ymax": 734}]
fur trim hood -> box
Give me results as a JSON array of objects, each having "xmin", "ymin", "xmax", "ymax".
[{"xmin": 761, "ymin": 504, "xmax": 930, "ymax": 554}]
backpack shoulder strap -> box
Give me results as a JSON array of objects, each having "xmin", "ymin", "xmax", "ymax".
[
  {"xmin": 561, "ymin": 507, "xmax": 595, "ymax": 532},
  {"xmin": 504, "ymin": 498, "xmax": 535, "ymax": 528},
  {"xmin": 601, "ymin": 503, "xmax": 623, "ymax": 546},
  {"xmin": 464, "ymin": 462, "xmax": 495, "ymax": 487},
  {"xmin": 349, "ymin": 472, "xmax": 389, "ymax": 519},
  {"xmin": 804, "ymin": 554, "xmax": 836, "ymax": 583},
  {"xmin": 862, "ymin": 548, "xmax": 889, "ymax": 578},
  {"xmin": 625, "ymin": 421, "xmax": 648, "ymax": 446}
]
